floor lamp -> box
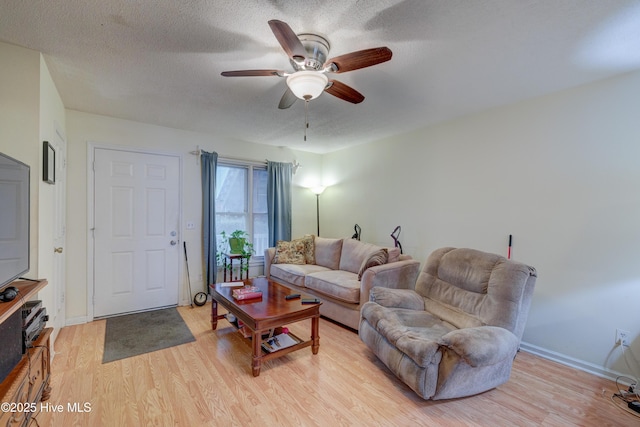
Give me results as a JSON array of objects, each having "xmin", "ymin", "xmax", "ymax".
[{"xmin": 311, "ymin": 186, "xmax": 325, "ymax": 236}]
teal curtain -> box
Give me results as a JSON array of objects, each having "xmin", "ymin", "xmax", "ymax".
[
  {"xmin": 267, "ymin": 161, "xmax": 292, "ymax": 246},
  {"xmin": 201, "ymin": 150, "xmax": 218, "ymax": 286}
]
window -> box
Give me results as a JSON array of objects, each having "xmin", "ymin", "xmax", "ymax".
[{"xmin": 215, "ymin": 162, "xmax": 268, "ymax": 261}]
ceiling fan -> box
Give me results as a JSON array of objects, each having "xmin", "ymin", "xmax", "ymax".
[{"xmin": 221, "ymin": 20, "xmax": 393, "ymax": 109}]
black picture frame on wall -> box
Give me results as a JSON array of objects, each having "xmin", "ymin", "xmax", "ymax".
[{"xmin": 43, "ymin": 141, "xmax": 55, "ymax": 184}]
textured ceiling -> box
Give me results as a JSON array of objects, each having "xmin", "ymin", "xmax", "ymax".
[{"xmin": 1, "ymin": 0, "xmax": 639, "ymax": 153}]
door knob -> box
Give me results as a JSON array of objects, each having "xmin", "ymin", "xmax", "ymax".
[
  {"xmin": 170, "ymin": 240, "xmax": 177, "ymax": 246},
  {"xmin": 54, "ymin": 247, "xmax": 63, "ymax": 253}
]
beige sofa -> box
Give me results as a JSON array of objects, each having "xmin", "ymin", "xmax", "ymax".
[
  {"xmin": 264, "ymin": 237, "xmax": 421, "ymax": 330},
  {"xmin": 359, "ymin": 247, "xmax": 537, "ymax": 400}
]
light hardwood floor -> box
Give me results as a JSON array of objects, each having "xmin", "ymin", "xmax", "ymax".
[{"xmin": 35, "ymin": 304, "xmax": 636, "ymax": 426}]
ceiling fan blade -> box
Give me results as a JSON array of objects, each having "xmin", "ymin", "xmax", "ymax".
[
  {"xmin": 268, "ymin": 20, "xmax": 307, "ymax": 62},
  {"xmin": 325, "ymin": 80, "xmax": 365, "ymax": 104},
  {"xmin": 221, "ymin": 69, "xmax": 283, "ymax": 77},
  {"xmin": 325, "ymin": 47, "xmax": 392, "ymax": 73},
  {"xmin": 278, "ymin": 88, "xmax": 297, "ymax": 109}
]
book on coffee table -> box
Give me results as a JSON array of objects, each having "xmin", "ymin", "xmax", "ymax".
[{"xmin": 232, "ymin": 286, "xmax": 262, "ymax": 300}]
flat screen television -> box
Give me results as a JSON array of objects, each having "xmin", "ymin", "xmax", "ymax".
[{"xmin": 0, "ymin": 152, "xmax": 30, "ymax": 291}]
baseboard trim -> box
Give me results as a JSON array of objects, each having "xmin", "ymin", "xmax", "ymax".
[
  {"xmin": 65, "ymin": 316, "xmax": 88, "ymax": 326},
  {"xmin": 520, "ymin": 341, "xmax": 633, "ymax": 385}
]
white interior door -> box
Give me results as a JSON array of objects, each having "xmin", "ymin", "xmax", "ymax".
[{"xmin": 93, "ymin": 148, "xmax": 180, "ymax": 317}]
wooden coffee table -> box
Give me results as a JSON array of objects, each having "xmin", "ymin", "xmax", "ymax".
[{"xmin": 210, "ymin": 277, "xmax": 321, "ymax": 376}]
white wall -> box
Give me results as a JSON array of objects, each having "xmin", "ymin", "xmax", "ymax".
[
  {"xmin": 322, "ymin": 71, "xmax": 640, "ymax": 379},
  {"xmin": 0, "ymin": 42, "xmax": 40, "ymax": 279},
  {"xmin": 64, "ymin": 110, "xmax": 322, "ymax": 322}
]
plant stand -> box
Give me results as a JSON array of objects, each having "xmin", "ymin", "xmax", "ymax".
[{"xmin": 223, "ymin": 253, "xmax": 251, "ymax": 282}]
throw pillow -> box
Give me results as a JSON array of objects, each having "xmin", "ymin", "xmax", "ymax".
[
  {"xmin": 273, "ymin": 240, "xmax": 306, "ymax": 264},
  {"xmin": 293, "ymin": 235, "xmax": 315, "ymax": 264},
  {"xmin": 358, "ymin": 248, "xmax": 389, "ymax": 280}
]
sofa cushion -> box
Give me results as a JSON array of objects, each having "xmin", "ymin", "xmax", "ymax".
[
  {"xmin": 314, "ymin": 237, "xmax": 343, "ymax": 270},
  {"xmin": 306, "ymin": 270, "xmax": 361, "ymax": 303},
  {"xmin": 273, "ymin": 240, "xmax": 305, "ymax": 264},
  {"xmin": 358, "ymin": 248, "xmax": 389, "ymax": 280},
  {"xmin": 271, "ymin": 264, "xmax": 331, "ymax": 287},
  {"xmin": 361, "ymin": 302, "xmax": 452, "ymax": 367},
  {"xmin": 339, "ymin": 239, "xmax": 383, "ymax": 274}
]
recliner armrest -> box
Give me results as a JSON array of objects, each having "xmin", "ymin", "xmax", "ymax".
[
  {"xmin": 369, "ymin": 287, "xmax": 425, "ymax": 310},
  {"xmin": 360, "ymin": 259, "xmax": 421, "ymax": 305},
  {"xmin": 264, "ymin": 248, "xmax": 276, "ymax": 279},
  {"xmin": 440, "ymin": 326, "xmax": 519, "ymax": 367}
]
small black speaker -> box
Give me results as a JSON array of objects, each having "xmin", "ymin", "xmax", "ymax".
[{"xmin": 0, "ymin": 309, "xmax": 23, "ymax": 382}]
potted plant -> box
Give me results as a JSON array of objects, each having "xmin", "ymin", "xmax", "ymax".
[{"xmin": 228, "ymin": 229, "xmax": 250, "ymax": 254}]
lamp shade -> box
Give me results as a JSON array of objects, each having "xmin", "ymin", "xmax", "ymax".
[
  {"xmin": 310, "ymin": 186, "xmax": 326, "ymax": 195},
  {"xmin": 286, "ymin": 71, "xmax": 328, "ymax": 100}
]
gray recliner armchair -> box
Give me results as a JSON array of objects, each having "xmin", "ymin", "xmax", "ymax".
[{"xmin": 359, "ymin": 247, "xmax": 537, "ymax": 400}]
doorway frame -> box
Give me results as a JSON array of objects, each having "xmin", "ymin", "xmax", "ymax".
[
  {"xmin": 51, "ymin": 120, "xmax": 67, "ymax": 334},
  {"xmin": 86, "ymin": 142, "xmax": 184, "ymax": 322}
]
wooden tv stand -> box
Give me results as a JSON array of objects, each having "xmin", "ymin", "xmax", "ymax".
[{"xmin": 0, "ymin": 279, "xmax": 51, "ymax": 427}]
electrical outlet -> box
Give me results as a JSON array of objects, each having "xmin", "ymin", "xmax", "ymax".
[{"xmin": 616, "ymin": 329, "xmax": 630, "ymax": 346}]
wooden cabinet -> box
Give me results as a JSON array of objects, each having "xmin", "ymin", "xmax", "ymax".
[{"xmin": 0, "ymin": 280, "xmax": 51, "ymax": 427}]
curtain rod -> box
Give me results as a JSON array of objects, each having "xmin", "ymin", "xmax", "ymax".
[
  {"xmin": 220, "ymin": 155, "xmax": 268, "ymax": 165},
  {"xmin": 188, "ymin": 145, "xmax": 301, "ymax": 173}
]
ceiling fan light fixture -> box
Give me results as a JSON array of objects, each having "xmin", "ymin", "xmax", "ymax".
[{"xmin": 286, "ymin": 71, "xmax": 328, "ymax": 100}]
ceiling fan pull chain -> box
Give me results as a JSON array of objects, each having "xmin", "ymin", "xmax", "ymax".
[{"xmin": 304, "ymin": 98, "xmax": 310, "ymax": 141}]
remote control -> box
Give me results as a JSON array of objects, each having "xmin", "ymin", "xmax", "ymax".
[
  {"xmin": 301, "ymin": 298, "xmax": 320, "ymax": 304},
  {"xmin": 285, "ymin": 294, "xmax": 300, "ymax": 300}
]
